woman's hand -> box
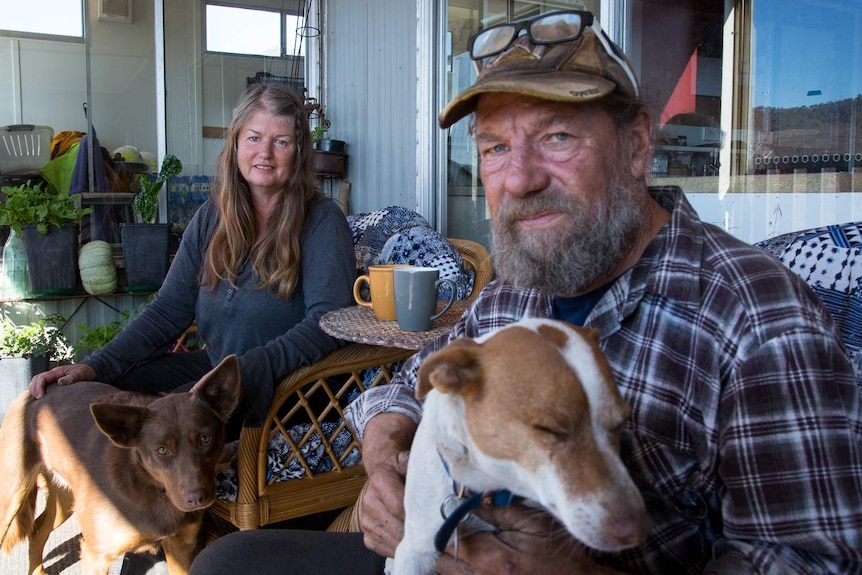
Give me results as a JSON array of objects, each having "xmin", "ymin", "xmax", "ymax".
[
  {"xmin": 357, "ymin": 413, "xmax": 416, "ymax": 558},
  {"xmin": 29, "ymin": 363, "xmax": 97, "ymax": 399},
  {"xmin": 435, "ymin": 505, "xmax": 624, "ymax": 575}
]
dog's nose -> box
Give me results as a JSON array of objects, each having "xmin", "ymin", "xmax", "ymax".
[
  {"xmin": 610, "ymin": 513, "xmax": 650, "ymax": 546},
  {"xmin": 184, "ymin": 488, "xmax": 208, "ymax": 507}
]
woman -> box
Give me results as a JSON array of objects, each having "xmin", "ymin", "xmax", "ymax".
[{"xmin": 29, "ymin": 81, "xmax": 356, "ymax": 424}]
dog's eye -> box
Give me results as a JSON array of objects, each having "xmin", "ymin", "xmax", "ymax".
[
  {"xmin": 533, "ymin": 424, "xmax": 568, "ymax": 441},
  {"xmin": 156, "ymin": 446, "xmax": 169, "ymax": 456},
  {"xmin": 199, "ymin": 434, "xmax": 211, "ymax": 446}
]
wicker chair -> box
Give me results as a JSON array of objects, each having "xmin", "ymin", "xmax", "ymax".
[{"xmin": 206, "ymin": 238, "xmax": 493, "ymax": 532}]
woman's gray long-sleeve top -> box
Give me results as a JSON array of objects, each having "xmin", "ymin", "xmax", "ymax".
[{"xmin": 84, "ymin": 197, "xmax": 356, "ymax": 419}]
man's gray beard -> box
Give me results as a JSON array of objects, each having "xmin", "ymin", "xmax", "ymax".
[{"xmin": 491, "ymin": 177, "xmax": 645, "ymax": 295}]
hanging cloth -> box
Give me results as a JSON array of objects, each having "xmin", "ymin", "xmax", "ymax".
[{"xmin": 70, "ymin": 129, "xmax": 115, "ymax": 242}]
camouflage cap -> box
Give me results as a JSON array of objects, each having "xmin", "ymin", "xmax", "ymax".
[{"xmin": 439, "ymin": 27, "xmax": 639, "ymax": 129}]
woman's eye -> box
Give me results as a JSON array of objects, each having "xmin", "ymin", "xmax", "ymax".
[{"xmin": 247, "ymin": 135, "xmax": 259, "ymax": 142}]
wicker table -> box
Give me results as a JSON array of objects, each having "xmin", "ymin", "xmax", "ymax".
[{"xmin": 320, "ymin": 302, "xmax": 468, "ymax": 350}]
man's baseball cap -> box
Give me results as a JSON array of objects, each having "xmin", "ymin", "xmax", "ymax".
[{"xmin": 439, "ymin": 12, "xmax": 640, "ymax": 129}]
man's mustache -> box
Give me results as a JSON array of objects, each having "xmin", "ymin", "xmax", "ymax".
[{"xmin": 497, "ymin": 193, "xmax": 580, "ymax": 223}]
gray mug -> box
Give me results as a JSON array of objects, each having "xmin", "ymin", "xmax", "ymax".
[{"xmin": 393, "ymin": 267, "xmax": 456, "ymax": 332}]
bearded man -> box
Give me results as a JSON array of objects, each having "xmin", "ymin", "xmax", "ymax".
[{"xmin": 191, "ymin": 11, "xmax": 861, "ymax": 575}]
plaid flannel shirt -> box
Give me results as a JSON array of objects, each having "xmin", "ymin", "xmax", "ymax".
[{"xmin": 345, "ymin": 188, "xmax": 862, "ymax": 574}]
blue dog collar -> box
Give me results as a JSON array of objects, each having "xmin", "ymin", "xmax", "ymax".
[
  {"xmin": 434, "ymin": 489, "xmax": 520, "ymax": 552},
  {"xmin": 434, "ymin": 451, "xmax": 523, "ymax": 552}
]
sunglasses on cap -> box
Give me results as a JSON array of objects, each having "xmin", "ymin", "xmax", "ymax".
[{"xmin": 467, "ymin": 10, "xmax": 640, "ymax": 98}]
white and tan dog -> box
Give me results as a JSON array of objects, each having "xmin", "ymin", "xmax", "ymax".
[{"xmin": 392, "ymin": 318, "xmax": 649, "ymax": 575}]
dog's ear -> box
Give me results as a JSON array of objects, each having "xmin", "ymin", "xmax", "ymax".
[
  {"xmin": 416, "ymin": 339, "xmax": 482, "ymax": 399},
  {"xmin": 91, "ymin": 403, "xmax": 148, "ymax": 448},
  {"xmin": 190, "ymin": 354, "xmax": 242, "ymax": 422}
]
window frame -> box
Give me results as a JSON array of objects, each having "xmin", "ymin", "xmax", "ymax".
[
  {"xmin": 0, "ymin": 0, "xmax": 84, "ymax": 42},
  {"xmin": 203, "ymin": 1, "xmax": 306, "ymax": 59}
]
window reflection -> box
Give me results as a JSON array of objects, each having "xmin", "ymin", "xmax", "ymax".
[
  {"xmin": 746, "ymin": 0, "xmax": 862, "ymax": 178},
  {"xmin": 635, "ymin": 0, "xmax": 862, "ymax": 242}
]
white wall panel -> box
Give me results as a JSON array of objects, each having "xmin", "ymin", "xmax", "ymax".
[{"xmin": 326, "ymin": 0, "xmax": 419, "ymax": 216}]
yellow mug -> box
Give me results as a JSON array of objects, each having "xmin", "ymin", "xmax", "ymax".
[{"xmin": 353, "ymin": 264, "xmax": 413, "ymax": 321}]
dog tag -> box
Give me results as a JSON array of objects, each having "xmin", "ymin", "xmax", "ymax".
[{"xmin": 440, "ymin": 493, "xmax": 465, "ymax": 521}]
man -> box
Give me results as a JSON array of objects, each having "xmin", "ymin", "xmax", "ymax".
[{"xmin": 191, "ymin": 11, "xmax": 862, "ymax": 574}]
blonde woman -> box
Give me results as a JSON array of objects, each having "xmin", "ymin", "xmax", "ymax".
[{"xmin": 31, "ymin": 82, "xmax": 355, "ymax": 427}]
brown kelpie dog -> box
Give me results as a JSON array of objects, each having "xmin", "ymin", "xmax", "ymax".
[{"xmin": 0, "ymin": 354, "xmax": 241, "ymax": 575}]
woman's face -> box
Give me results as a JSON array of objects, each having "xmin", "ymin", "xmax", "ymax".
[{"xmin": 236, "ymin": 108, "xmax": 297, "ymax": 196}]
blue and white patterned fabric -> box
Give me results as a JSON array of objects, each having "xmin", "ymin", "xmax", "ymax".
[
  {"xmin": 756, "ymin": 221, "xmax": 862, "ymax": 374},
  {"xmin": 348, "ymin": 206, "xmax": 475, "ymax": 301},
  {"xmin": 215, "ymin": 422, "xmax": 361, "ymax": 501}
]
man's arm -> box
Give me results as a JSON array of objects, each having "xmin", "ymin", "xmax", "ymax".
[{"xmin": 710, "ymin": 331, "xmax": 862, "ymax": 573}]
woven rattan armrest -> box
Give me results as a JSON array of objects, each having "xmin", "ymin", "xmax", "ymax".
[{"xmin": 208, "ymin": 342, "xmax": 414, "ymax": 530}]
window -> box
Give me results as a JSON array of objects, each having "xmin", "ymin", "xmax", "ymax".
[
  {"xmin": 635, "ymin": 0, "xmax": 862, "ymax": 242},
  {"xmin": 0, "ymin": 0, "xmax": 83, "ymax": 39},
  {"xmin": 205, "ymin": 3, "xmax": 306, "ymax": 58}
]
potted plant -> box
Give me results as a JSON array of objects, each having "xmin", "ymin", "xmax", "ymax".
[
  {"xmin": 311, "ymin": 125, "xmax": 329, "ymax": 149},
  {"xmin": 0, "ymin": 180, "xmax": 91, "ymax": 295},
  {"xmin": 312, "ymin": 123, "xmax": 345, "ymax": 153},
  {"xmin": 132, "ymin": 154, "xmax": 183, "ymax": 225},
  {"xmin": 71, "ymin": 300, "xmax": 146, "ymax": 361},
  {"xmin": 121, "ymin": 155, "xmax": 183, "ymax": 291},
  {"xmin": 0, "ymin": 314, "xmax": 73, "ymax": 362},
  {"xmin": 305, "ymin": 93, "xmax": 347, "ymax": 167},
  {"xmin": 73, "ymin": 319, "xmax": 125, "ymax": 362},
  {"xmin": 311, "ymin": 121, "xmax": 345, "ymax": 176},
  {"xmin": 0, "ymin": 314, "xmax": 72, "ymax": 421}
]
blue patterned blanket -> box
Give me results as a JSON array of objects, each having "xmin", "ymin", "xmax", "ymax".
[
  {"xmin": 348, "ymin": 206, "xmax": 475, "ymax": 300},
  {"xmin": 756, "ymin": 221, "xmax": 862, "ymax": 374},
  {"xmin": 216, "ymin": 422, "xmax": 361, "ymax": 501}
]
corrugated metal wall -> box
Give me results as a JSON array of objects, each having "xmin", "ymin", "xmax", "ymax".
[{"xmin": 325, "ymin": 0, "xmax": 420, "ymax": 216}]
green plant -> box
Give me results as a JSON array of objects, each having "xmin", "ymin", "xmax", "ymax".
[
  {"xmin": 311, "ymin": 125, "xmax": 329, "ymax": 145},
  {"xmin": 72, "ymin": 303, "xmax": 145, "ymax": 358},
  {"xmin": 133, "ymin": 154, "xmax": 183, "ymax": 224},
  {"xmin": 0, "ymin": 180, "xmax": 91, "ymax": 235},
  {"xmin": 0, "ymin": 314, "xmax": 73, "ymax": 361},
  {"xmin": 74, "ymin": 319, "xmax": 124, "ymax": 355}
]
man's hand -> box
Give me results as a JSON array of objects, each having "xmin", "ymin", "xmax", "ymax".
[
  {"xmin": 435, "ymin": 505, "xmax": 624, "ymax": 575},
  {"xmin": 358, "ymin": 413, "xmax": 417, "ymax": 558},
  {"xmin": 29, "ymin": 363, "xmax": 97, "ymax": 399}
]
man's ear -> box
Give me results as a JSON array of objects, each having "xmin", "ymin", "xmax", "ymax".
[{"xmin": 627, "ymin": 109, "xmax": 653, "ymax": 180}]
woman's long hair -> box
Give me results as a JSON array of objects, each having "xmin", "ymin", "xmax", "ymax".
[{"xmin": 203, "ymin": 82, "xmax": 321, "ymax": 299}]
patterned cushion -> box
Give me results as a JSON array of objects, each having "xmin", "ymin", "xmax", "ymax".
[
  {"xmin": 756, "ymin": 221, "xmax": 862, "ymax": 374},
  {"xmin": 347, "ymin": 206, "xmax": 475, "ymax": 300},
  {"xmin": 216, "ymin": 422, "xmax": 361, "ymax": 501}
]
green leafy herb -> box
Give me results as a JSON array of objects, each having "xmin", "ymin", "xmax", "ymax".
[
  {"xmin": 311, "ymin": 126, "xmax": 329, "ymax": 145},
  {"xmin": 0, "ymin": 180, "xmax": 91, "ymax": 235},
  {"xmin": 133, "ymin": 154, "xmax": 183, "ymax": 224},
  {"xmin": 72, "ymin": 303, "xmax": 145, "ymax": 357},
  {"xmin": 0, "ymin": 314, "xmax": 73, "ymax": 361}
]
